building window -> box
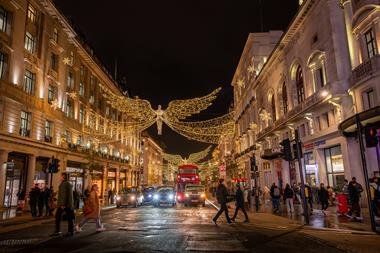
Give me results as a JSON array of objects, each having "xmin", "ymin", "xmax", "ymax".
[
  {"xmin": 79, "ymin": 82, "xmax": 84, "ymax": 96},
  {"xmin": 48, "ymin": 84, "xmax": 56, "ymax": 104},
  {"xmin": 325, "ymin": 145, "xmax": 345, "ymax": 188},
  {"xmin": 66, "ymin": 98, "xmax": 74, "ymax": 118},
  {"xmin": 0, "ymin": 6, "xmax": 8, "ymax": 33},
  {"xmin": 67, "ymin": 72, "xmax": 74, "ymax": 90},
  {"xmin": 65, "ymin": 129, "xmax": 72, "ymax": 144},
  {"xmin": 365, "ymin": 29, "xmax": 377, "ymax": 59},
  {"xmin": 304, "ymin": 152, "xmax": 317, "ymax": 187},
  {"xmin": 317, "ymin": 116, "xmax": 322, "ymax": 131},
  {"xmin": 45, "ymin": 120, "xmax": 52, "ymax": 142},
  {"xmin": 50, "ymin": 53, "xmax": 58, "ymax": 71},
  {"xmin": 80, "ymin": 65, "xmax": 85, "ymax": 78},
  {"xmin": 27, "ymin": 4, "xmax": 37, "ymax": 24},
  {"xmin": 24, "ymin": 32, "xmax": 36, "ymax": 53},
  {"xmin": 20, "ymin": 111, "xmax": 31, "ymax": 137},
  {"xmin": 282, "ymin": 82, "xmax": 288, "ymax": 114},
  {"xmin": 271, "ymin": 94, "xmax": 276, "ymax": 122},
  {"xmin": 79, "ymin": 106, "xmax": 84, "ymax": 123},
  {"xmin": 53, "ymin": 27, "xmax": 58, "ymax": 43},
  {"xmin": 322, "ymin": 112, "xmax": 329, "ymax": 128},
  {"xmin": 0, "ymin": 51, "xmax": 8, "ymax": 79},
  {"xmin": 296, "ymin": 66, "xmax": 305, "ymax": 104},
  {"xmin": 70, "ymin": 51, "xmax": 74, "ymax": 65},
  {"xmin": 362, "ymin": 89, "xmax": 375, "ymax": 110},
  {"xmin": 315, "ymin": 67, "xmax": 326, "ymax": 88},
  {"xmin": 24, "ymin": 70, "xmax": 35, "ymax": 95}
]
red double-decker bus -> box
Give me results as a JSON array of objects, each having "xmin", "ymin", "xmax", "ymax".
[{"xmin": 175, "ymin": 164, "xmax": 200, "ymax": 202}]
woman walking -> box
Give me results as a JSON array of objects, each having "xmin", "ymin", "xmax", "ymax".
[{"xmin": 76, "ymin": 184, "xmax": 105, "ymax": 232}]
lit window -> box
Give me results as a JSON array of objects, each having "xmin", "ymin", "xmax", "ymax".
[
  {"xmin": 66, "ymin": 98, "xmax": 74, "ymax": 118},
  {"xmin": 65, "ymin": 129, "xmax": 72, "ymax": 144},
  {"xmin": 79, "ymin": 106, "xmax": 84, "ymax": 123},
  {"xmin": 0, "ymin": 6, "xmax": 8, "ymax": 33},
  {"xmin": 0, "ymin": 51, "xmax": 8, "ymax": 79},
  {"xmin": 296, "ymin": 66, "xmax": 305, "ymax": 104},
  {"xmin": 362, "ymin": 89, "xmax": 375, "ymax": 110},
  {"xmin": 27, "ymin": 4, "xmax": 37, "ymax": 24},
  {"xmin": 24, "ymin": 32, "xmax": 36, "ymax": 53},
  {"xmin": 282, "ymin": 82, "xmax": 288, "ymax": 113},
  {"xmin": 48, "ymin": 85, "xmax": 56, "ymax": 104},
  {"xmin": 24, "ymin": 70, "xmax": 36, "ymax": 95},
  {"xmin": 315, "ymin": 67, "xmax": 326, "ymax": 88},
  {"xmin": 53, "ymin": 27, "xmax": 58, "ymax": 43},
  {"xmin": 271, "ymin": 94, "xmax": 276, "ymax": 122},
  {"xmin": 20, "ymin": 111, "xmax": 31, "ymax": 137},
  {"xmin": 79, "ymin": 82, "xmax": 84, "ymax": 96},
  {"xmin": 45, "ymin": 120, "xmax": 52, "ymax": 142},
  {"xmin": 50, "ymin": 53, "xmax": 58, "ymax": 71},
  {"xmin": 365, "ymin": 29, "xmax": 377, "ymax": 59},
  {"xmin": 67, "ymin": 72, "xmax": 74, "ymax": 89}
]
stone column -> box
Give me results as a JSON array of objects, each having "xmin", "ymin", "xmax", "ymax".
[
  {"xmin": 341, "ymin": 0, "xmax": 360, "ymax": 69},
  {"xmin": 0, "ymin": 150, "xmax": 9, "ymax": 207},
  {"xmin": 26, "ymin": 155, "xmax": 37, "ymax": 194},
  {"xmin": 116, "ymin": 166, "xmax": 120, "ymax": 193}
]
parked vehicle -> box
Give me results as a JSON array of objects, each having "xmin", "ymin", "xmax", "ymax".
[
  {"xmin": 153, "ymin": 186, "xmax": 176, "ymax": 207},
  {"xmin": 184, "ymin": 184, "xmax": 206, "ymax": 207},
  {"xmin": 142, "ymin": 187, "xmax": 155, "ymax": 204},
  {"xmin": 116, "ymin": 187, "xmax": 144, "ymax": 208}
]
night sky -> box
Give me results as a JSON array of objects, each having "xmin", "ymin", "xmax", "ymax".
[{"xmin": 55, "ymin": 0, "xmax": 299, "ymax": 157}]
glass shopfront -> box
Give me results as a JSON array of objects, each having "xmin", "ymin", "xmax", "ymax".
[
  {"xmin": 35, "ymin": 157, "xmax": 50, "ymax": 188},
  {"xmin": 66, "ymin": 166, "xmax": 84, "ymax": 194},
  {"xmin": 324, "ymin": 145, "xmax": 345, "ymax": 188},
  {"xmin": 304, "ymin": 152, "xmax": 318, "ymax": 187},
  {"xmin": 107, "ymin": 170, "xmax": 116, "ymax": 191}
]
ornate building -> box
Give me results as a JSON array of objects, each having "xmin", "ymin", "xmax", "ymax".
[
  {"xmin": 0, "ymin": 0, "xmax": 141, "ymax": 208},
  {"xmin": 231, "ymin": 0, "xmax": 380, "ymax": 192},
  {"xmin": 141, "ymin": 134, "xmax": 163, "ymax": 186}
]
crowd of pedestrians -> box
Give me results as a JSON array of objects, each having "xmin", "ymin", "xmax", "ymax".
[{"xmin": 27, "ymin": 183, "xmax": 54, "ymax": 217}]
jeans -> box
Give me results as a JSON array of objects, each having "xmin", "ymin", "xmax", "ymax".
[
  {"xmin": 213, "ymin": 203, "xmax": 231, "ymax": 223},
  {"xmin": 272, "ymin": 198, "xmax": 280, "ymax": 211},
  {"xmin": 285, "ymin": 198, "xmax": 294, "ymax": 213},
  {"xmin": 232, "ymin": 206, "xmax": 248, "ymax": 221},
  {"xmin": 55, "ymin": 207, "xmax": 74, "ymax": 233},
  {"xmin": 321, "ymin": 200, "xmax": 329, "ymax": 211},
  {"xmin": 30, "ymin": 202, "xmax": 38, "ymax": 217},
  {"xmin": 79, "ymin": 217, "xmax": 102, "ymax": 229}
]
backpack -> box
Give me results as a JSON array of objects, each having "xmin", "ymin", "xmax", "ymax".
[{"xmin": 273, "ymin": 188, "xmax": 280, "ymax": 197}]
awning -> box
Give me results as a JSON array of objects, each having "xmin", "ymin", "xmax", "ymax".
[{"xmin": 339, "ymin": 106, "xmax": 380, "ymax": 137}]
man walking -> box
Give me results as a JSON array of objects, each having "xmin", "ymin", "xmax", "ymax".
[
  {"xmin": 270, "ymin": 183, "xmax": 281, "ymax": 212},
  {"xmin": 212, "ymin": 179, "xmax": 232, "ymax": 225},
  {"xmin": 347, "ymin": 177, "xmax": 363, "ymax": 220},
  {"xmin": 29, "ymin": 184, "xmax": 40, "ymax": 217},
  {"xmin": 231, "ymin": 184, "xmax": 249, "ymax": 223},
  {"xmin": 51, "ymin": 173, "xmax": 75, "ymax": 236},
  {"xmin": 318, "ymin": 183, "xmax": 329, "ymax": 216}
]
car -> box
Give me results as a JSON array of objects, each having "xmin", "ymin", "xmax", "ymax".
[
  {"xmin": 142, "ymin": 187, "xmax": 155, "ymax": 204},
  {"xmin": 116, "ymin": 187, "xmax": 144, "ymax": 208},
  {"xmin": 152, "ymin": 186, "xmax": 176, "ymax": 207},
  {"xmin": 184, "ymin": 184, "xmax": 206, "ymax": 207}
]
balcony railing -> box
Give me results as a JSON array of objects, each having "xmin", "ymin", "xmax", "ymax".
[
  {"xmin": 19, "ymin": 128, "xmax": 30, "ymax": 137},
  {"xmin": 352, "ymin": 55, "xmax": 380, "ymax": 85}
]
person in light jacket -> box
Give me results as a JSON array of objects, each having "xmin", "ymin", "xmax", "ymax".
[{"xmin": 76, "ymin": 184, "xmax": 105, "ymax": 232}]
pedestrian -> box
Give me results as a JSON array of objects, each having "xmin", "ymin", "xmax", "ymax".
[
  {"xmin": 347, "ymin": 177, "xmax": 363, "ymax": 220},
  {"xmin": 29, "ymin": 184, "xmax": 40, "ymax": 217},
  {"xmin": 48, "ymin": 186, "xmax": 57, "ymax": 216},
  {"xmin": 38, "ymin": 185, "xmax": 46, "ymax": 217},
  {"xmin": 44, "ymin": 185, "xmax": 51, "ymax": 216},
  {"xmin": 231, "ymin": 184, "xmax": 249, "ymax": 223},
  {"xmin": 73, "ymin": 189, "xmax": 80, "ymax": 210},
  {"xmin": 304, "ymin": 183, "xmax": 313, "ymax": 213},
  {"xmin": 318, "ymin": 183, "xmax": 329, "ymax": 216},
  {"xmin": 369, "ymin": 176, "xmax": 380, "ymax": 218},
  {"xmin": 270, "ymin": 183, "xmax": 281, "ymax": 212},
  {"xmin": 212, "ymin": 179, "xmax": 232, "ymax": 225},
  {"xmin": 17, "ymin": 188, "xmax": 26, "ymax": 211},
  {"xmin": 76, "ymin": 184, "xmax": 105, "ymax": 232},
  {"xmin": 50, "ymin": 173, "xmax": 75, "ymax": 236},
  {"xmin": 327, "ymin": 185, "xmax": 335, "ymax": 206},
  {"xmin": 108, "ymin": 188, "xmax": 113, "ymax": 205},
  {"xmin": 284, "ymin": 183, "xmax": 294, "ymax": 214}
]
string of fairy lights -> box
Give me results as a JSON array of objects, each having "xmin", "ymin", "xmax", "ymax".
[{"xmin": 162, "ymin": 146, "xmax": 213, "ymax": 166}]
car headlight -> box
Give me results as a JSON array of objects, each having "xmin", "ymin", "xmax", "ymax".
[
  {"xmin": 148, "ymin": 194, "xmax": 152, "ymax": 198},
  {"xmin": 153, "ymin": 194, "xmax": 159, "ymax": 200},
  {"xmin": 130, "ymin": 195, "xmax": 136, "ymax": 200},
  {"xmin": 168, "ymin": 194, "xmax": 174, "ymax": 199},
  {"xmin": 185, "ymin": 193, "xmax": 189, "ymax": 198},
  {"xmin": 116, "ymin": 196, "xmax": 121, "ymax": 201},
  {"xmin": 201, "ymin": 193, "xmax": 206, "ymax": 198}
]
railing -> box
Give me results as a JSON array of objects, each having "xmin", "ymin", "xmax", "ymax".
[{"xmin": 352, "ymin": 55, "xmax": 380, "ymax": 84}]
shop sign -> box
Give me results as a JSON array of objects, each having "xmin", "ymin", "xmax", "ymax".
[
  {"xmin": 66, "ymin": 167, "xmax": 84, "ymax": 173},
  {"xmin": 108, "ymin": 171, "xmax": 116, "ymax": 178},
  {"xmin": 304, "ymin": 143, "xmax": 314, "ymax": 150},
  {"xmin": 314, "ymin": 139, "xmax": 326, "ymax": 147},
  {"xmin": 219, "ymin": 164, "xmax": 226, "ymax": 177}
]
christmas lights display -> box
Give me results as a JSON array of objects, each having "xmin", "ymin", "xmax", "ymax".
[{"xmin": 162, "ymin": 145, "xmax": 213, "ymax": 166}]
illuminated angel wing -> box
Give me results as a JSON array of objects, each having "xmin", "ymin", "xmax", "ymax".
[
  {"xmin": 162, "ymin": 153, "xmax": 184, "ymax": 166},
  {"xmin": 164, "ymin": 87, "xmax": 221, "ymax": 121},
  {"xmin": 187, "ymin": 146, "xmax": 213, "ymax": 164}
]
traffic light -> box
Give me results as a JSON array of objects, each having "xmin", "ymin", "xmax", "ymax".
[
  {"xmin": 365, "ymin": 127, "xmax": 378, "ymax": 147},
  {"xmin": 292, "ymin": 142, "xmax": 303, "ymax": 160},
  {"xmin": 281, "ymin": 139, "xmax": 292, "ymax": 161},
  {"xmin": 250, "ymin": 156, "xmax": 257, "ymax": 172},
  {"xmin": 48, "ymin": 158, "xmax": 60, "ymax": 173}
]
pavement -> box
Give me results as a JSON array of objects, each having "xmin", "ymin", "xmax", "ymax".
[{"xmin": 0, "ymin": 201, "xmax": 378, "ymax": 253}]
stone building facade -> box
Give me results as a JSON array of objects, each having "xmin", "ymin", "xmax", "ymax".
[
  {"xmin": 230, "ymin": 0, "xmax": 380, "ymax": 192},
  {"xmin": 141, "ymin": 135, "xmax": 163, "ymax": 186},
  {"xmin": 0, "ymin": 0, "xmax": 142, "ymax": 208}
]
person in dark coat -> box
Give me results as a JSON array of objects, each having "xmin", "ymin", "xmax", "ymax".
[
  {"xmin": 212, "ymin": 179, "xmax": 232, "ymax": 225},
  {"xmin": 284, "ymin": 184, "xmax": 294, "ymax": 214},
  {"xmin": 38, "ymin": 186, "xmax": 47, "ymax": 217},
  {"xmin": 29, "ymin": 184, "xmax": 40, "ymax": 217},
  {"xmin": 270, "ymin": 183, "xmax": 281, "ymax": 212},
  {"xmin": 44, "ymin": 186, "xmax": 51, "ymax": 216},
  {"xmin": 318, "ymin": 183, "xmax": 329, "ymax": 215},
  {"xmin": 347, "ymin": 177, "xmax": 363, "ymax": 220},
  {"xmin": 51, "ymin": 173, "xmax": 75, "ymax": 236},
  {"xmin": 231, "ymin": 184, "xmax": 249, "ymax": 222}
]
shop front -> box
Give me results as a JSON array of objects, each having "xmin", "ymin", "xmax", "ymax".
[
  {"xmin": 35, "ymin": 157, "xmax": 50, "ymax": 188},
  {"xmin": 304, "ymin": 152, "xmax": 319, "ymax": 187},
  {"xmin": 3, "ymin": 152, "xmax": 28, "ymax": 207},
  {"xmin": 66, "ymin": 161, "xmax": 85, "ymax": 194},
  {"xmin": 107, "ymin": 168, "xmax": 116, "ymax": 191},
  {"xmin": 119, "ymin": 169, "xmax": 127, "ymax": 192},
  {"xmin": 324, "ymin": 145, "xmax": 345, "ymax": 188}
]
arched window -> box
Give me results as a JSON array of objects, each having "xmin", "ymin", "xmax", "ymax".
[
  {"xmin": 271, "ymin": 94, "xmax": 276, "ymax": 121},
  {"xmin": 282, "ymin": 82, "xmax": 288, "ymax": 113},
  {"xmin": 296, "ymin": 66, "xmax": 305, "ymax": 104}
]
